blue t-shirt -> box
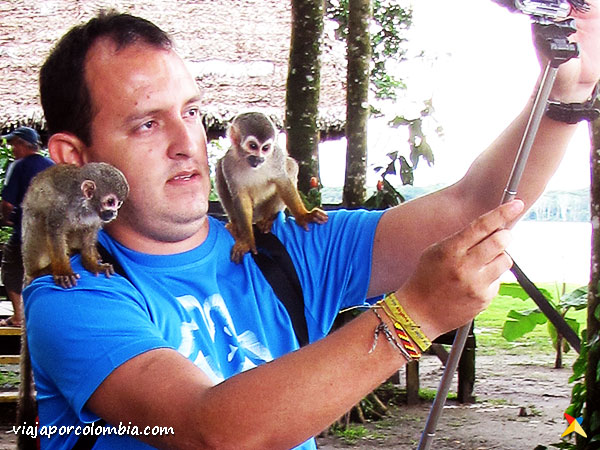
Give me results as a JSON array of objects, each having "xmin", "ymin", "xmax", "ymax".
[
  {"xmin": 23, "ymin": 209, "xmax": 383, "ymax": 449},
  {"xmin": 1, "ymin": 154, "xmax": 54, "ymax": 238}
]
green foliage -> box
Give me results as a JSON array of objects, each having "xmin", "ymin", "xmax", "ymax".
[
  {"xmin": 503, "ymin": 308, "xmax": 548, "ymax": 341},
  {"xmin": 558, "ymin": 331, "xmax": 589, "ymax": 450},
  {"xmin": 389, "ymin": 110, "xmax": 435, "ymax": 171},
  {"xmin": 326, "ymin": 0, "xmax": 412, "ymax": 100},
  {"xmin": 500, "ymin": 283, "xmax": 587, "ymax": 356},
  {"xmin": 300, "ymin": 188, "xmax": 323, "ymax": 210},
  {"xmin": 0, "ymin": 138, "xmax": 14, "ymax": 190},
  {"xmin": 330, "ymin": 424, "xmax": 372, "ymax": 444},
  {"xmin": 364, "ymin": 138, "xmax": 433, "ymax": 210},
  {"xmin": 326, "ymin": 0, "xmax": 438, "ymax": 200},
  {"xmin": 0, "ymin": 139, "xmax": 15, "ymax": 243},
  {"xmin": 363, "ymin": 176, "xmax": 404, "ymax": 210},
  {"xmin": 0, "ymin": 369, "xmax": 19, "ymax": 388}
]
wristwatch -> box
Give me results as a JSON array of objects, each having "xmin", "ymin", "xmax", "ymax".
[{"xmin": 546, "ymin": 87, "xmax": 600, "ymax": 124}]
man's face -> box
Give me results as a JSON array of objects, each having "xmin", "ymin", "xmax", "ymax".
[
  {"xmin": 82, "ymin": 39, "xmax": 211, "ymax": 253},
  {"xmin": 8, "ymin": 138, "xmax": 30, "ymax": 160}
]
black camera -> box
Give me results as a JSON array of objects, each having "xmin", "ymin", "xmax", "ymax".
[{"xmin": 514, "ymin": 0, "xmax": 571, "ymax": 18}]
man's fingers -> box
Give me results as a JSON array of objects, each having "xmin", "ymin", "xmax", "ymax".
[
  {"xmin": 455, "ymin": 200, "xmax": 524, "ymax": 251},
  {"xmin": 467, "ymin": 228, "xmax": 513, "ymax": 266},
  {"xmin": 480, "ymin": 250, "xmax": 514, "ymax": 286}
]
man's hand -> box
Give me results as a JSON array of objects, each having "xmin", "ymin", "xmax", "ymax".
[
  {"xmin": 392, "ymin": 200, "xmax": 525, "ymax": 340},
  {"xmin": 549, "ymin": 0, "xmax": 600, "ymax": 102}
]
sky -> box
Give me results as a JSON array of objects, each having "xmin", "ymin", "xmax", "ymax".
[{"xmin": 318, "ymin": 0, "xmax": 592, "ymax": 191}]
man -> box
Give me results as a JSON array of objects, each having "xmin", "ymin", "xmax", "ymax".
[
  {"xmin": 23, "ymin": 5, "xmax": 600, "ymax": 449},
  {"xmin": 0, "ymin": 127, "xmax": 53, "ymax": 327}
]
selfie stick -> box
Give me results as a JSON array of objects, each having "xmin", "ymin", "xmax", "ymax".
[{"xmin": 418, "ymin": 18, "xmax": 579, "ymax": 450}]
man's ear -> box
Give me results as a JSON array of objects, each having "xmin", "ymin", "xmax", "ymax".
[{"xmin": 47, "ymin": 133, "xmax": 89, "ymax": 166}]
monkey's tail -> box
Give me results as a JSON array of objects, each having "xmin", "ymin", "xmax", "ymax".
[{"xmin": 16, "ymin": 328, "xmax": 38, "ymax": 450}]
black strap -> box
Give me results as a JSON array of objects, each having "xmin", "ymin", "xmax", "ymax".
[
  {"xmin": 251, "ymin": 226, "xmax": 309, "ymax": 347},
  {"xmin": 70, "ymin": 420, "xmax": 106, "ymax": 450}
]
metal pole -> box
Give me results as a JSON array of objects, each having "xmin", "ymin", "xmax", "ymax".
[
  {"xmin": 418, "ymin": 60, "xmax": 558, "ymax": 450},
  {"xmin": 502, "ymin": 63, "xmax": 559, "ymax": 203}
]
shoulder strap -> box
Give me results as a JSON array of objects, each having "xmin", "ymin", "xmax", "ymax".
[
  {"xmin": 251, "ymin": 226, "xmax": 309, "ymax": 347},
  {"xmin": 70, "ymin": 420, "xmax": 106, "ymax": 450}
]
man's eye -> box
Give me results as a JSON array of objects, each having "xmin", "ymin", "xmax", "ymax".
[
  {"xmin": 186, "ymin": 108, "xmax": 200, "ymax": 119},
  {"xmin": 140, "ymin": 120, "xmax": 156, "ymax": 131}
]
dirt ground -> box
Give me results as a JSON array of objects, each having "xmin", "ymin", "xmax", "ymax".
[
  {"xmin": 316, "ymin": 352, "xmax": 578, "ymax": 450},
  {"xmin": 0, "ymin": 352, "xmax": 578, "ymax": 449}
]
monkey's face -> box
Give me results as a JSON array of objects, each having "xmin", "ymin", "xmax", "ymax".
[
  {"xmin": 241, "ymin": 136, "xmax": 274, "ymax": 168},
  {"xmin": 99, "ymin": 193, "xmax": 124, "ymax": 223}
]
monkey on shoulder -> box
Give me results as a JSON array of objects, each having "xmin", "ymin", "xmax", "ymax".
[
  {"xmin": 216, "ymin": 112, "xmax": 328, "ymax": 263},
  {"xmin": 21, "ymin": 162, "xmax": 129, "ymax": 288}
]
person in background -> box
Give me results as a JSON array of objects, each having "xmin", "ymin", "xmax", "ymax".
[{"xmin": 0, "ymin": 127, "xmax": 54, "ymax": 327}]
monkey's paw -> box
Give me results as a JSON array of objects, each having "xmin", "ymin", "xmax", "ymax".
[
  {"xmin": 94, "ymin": 263, "xmax": 115, "ymax": 278},
  {"xmin": 53, "ymin": 273, "xmax": 80, "ymax": 289},
  {"xmin": 255, "ymin": 217, "xmax": 275, "ymax": 234},
  {"xmin": 296, "ymin": 208, "xmax": 329, "ymax": 230},
  {"xmin": 82, "ymin": 260, "xmax": 115, "ymax": 278},
  {"xmin": 231, "ymin": 240, "xmax": 257, "ymax": 264}
]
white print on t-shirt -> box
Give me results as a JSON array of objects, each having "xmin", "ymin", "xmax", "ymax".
[{"xmin": 176, "ymin": 294, "xmax": 273, "ymax": 383}]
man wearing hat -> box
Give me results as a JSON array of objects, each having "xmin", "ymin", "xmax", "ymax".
[{"xmin": 0, "ymin": 126, "xmax": 54, "ymax": 326}]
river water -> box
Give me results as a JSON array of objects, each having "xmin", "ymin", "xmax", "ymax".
[{"xmin": 504, "ymin": 220, "xmax": 592, "ymax": 285}]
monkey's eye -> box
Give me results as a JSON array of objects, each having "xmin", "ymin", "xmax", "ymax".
[
  {"xmin": 249, "ymin": 142, "xmax": 259, "ymax": 151},
  {"xmin": 103, "ymin": 196, "xmax": 120, "ymax": 209},
  {"xmin": 262, "ymin": 144, "xmax": 271, "ymax": 153}
]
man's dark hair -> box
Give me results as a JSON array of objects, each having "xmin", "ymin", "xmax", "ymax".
[{"xmin": 40, "ymin": 11, "xmax": 173, "ymax": 146}]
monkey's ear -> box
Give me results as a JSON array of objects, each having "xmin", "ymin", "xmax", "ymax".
[
  {"xmin": 228, "ymin": 124, "xmax": 240, "ymax": 147},
  {"xmin": 81, "ymin": 180, "xmax": 96, "ymax": 199},
  {"xmin": 48, "ymin": 133, "xmax": 88, "ymax": 166}
]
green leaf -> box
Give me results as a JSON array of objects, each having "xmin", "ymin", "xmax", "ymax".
[
  {"xmin": 595, "ymin": 304, "xmax": 600, "ymax": 321},
  {"xmin": 559, "ymin": 286, "xmax": 588, "ymax": 311},
  {"xmin": 398, "ymin": 156, "xmax": 413, "ymax": 186},
  {"xmin": 570, "ymin": 361, "xmax": 586, "ymax": 382},
  {"xmin": 502, "ymin": 309, "xmax": 547, "ymax": 341},
  {"xmin": 498, "ymin": 282, "xmax": 553, "ymax": 301}
]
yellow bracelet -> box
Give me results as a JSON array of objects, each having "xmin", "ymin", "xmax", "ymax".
[{"xmin": 378, "ymin": 293, "xmax": 432, "ymax": 352}]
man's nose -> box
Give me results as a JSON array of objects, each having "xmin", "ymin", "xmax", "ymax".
[{"xmin": 167, "ymin": 118, "xmax": 204, "ymax": 159}]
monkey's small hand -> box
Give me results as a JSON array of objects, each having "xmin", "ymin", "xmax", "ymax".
[
  {"xmin": 93, "ymin": 262, "xmax": 115, "ymax": 278},
  {"xmin": 231, "ymin": 239, "xmax": 257, "ymax": 264},
  {"xmin": 54, "ymin": 272, "xmax": 81, "ymax": 289},
  {"xmin": 295, "ymin": 208, "xmax": 329, "ymax": 231},
  {"xmin": 82, "ymin": 259, "xmax": 115, "ymax": 278}
]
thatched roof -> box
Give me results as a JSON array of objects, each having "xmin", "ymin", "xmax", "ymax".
[{"xmin": 0, "ymin": 0, "xmax": 347, "ymax": 139}]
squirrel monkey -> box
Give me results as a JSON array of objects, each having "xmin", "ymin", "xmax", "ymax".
[
  {"xmin": 18, "ymin": 162, "xmax": 128, "ymax": 450},
  {"xmin": 216, "ymin": 112, "xmax": 328, "ymax": 263},
  {"xmin": 21, "ymin": 162, "xmax": 129, "ymax": 288}
]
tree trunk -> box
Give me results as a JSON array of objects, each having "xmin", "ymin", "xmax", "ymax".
[
  {"xmin": 286, "ymin": 0, "xmax": 324, "ymax": 193},
  {"xmin": 585, "ymin": 114, "xmax": 600, "ymax": 448},
  {"xmin": 342, "ymin": 0, "xmax": 371, "ymax": 208}
]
